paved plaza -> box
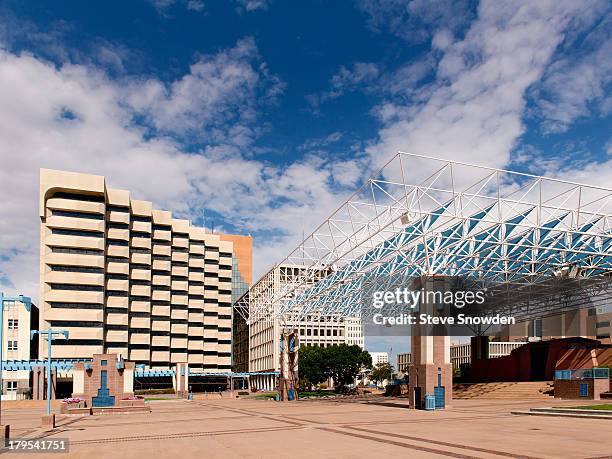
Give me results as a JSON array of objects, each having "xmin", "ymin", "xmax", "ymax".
[{"xmin": 2, "ymin": 397, "xmax": 611, "ymax": 458}]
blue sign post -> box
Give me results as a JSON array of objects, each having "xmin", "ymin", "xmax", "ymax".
[{"xmin": 30, "ymin": 329, "xmax": 69, "ymax": 416}]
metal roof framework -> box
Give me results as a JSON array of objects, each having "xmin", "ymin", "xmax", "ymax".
[{"xmin": 237, "ymin": 152, "xmax": 612, "ymax": 325}]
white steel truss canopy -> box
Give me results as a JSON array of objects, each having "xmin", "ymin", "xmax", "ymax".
[{"xmin": 239, "ymin": 153, "xmax": 612, "ymax": 324}]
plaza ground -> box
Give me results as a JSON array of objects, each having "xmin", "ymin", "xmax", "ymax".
[{"xmin": 2, "ymin": 396, "xmax": 611, "ymax": 458}]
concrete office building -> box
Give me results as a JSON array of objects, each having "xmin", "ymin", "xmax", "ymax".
[
  {"xmin": 246, "ymin": 264, "xmax": 364, "ymax": 390},
  {"xmin": 369, "ymin": 351, "xmax": 389, "ymax": 366},
  {"xmin": 39, "ymin": 169, "xmax": 237, "ymax": 371},
  {"xmin": 1, "ymin": 300, "xmax": 39, "ymax": 400},
  {"xmin": 397, "ymin": 352, "xmax": 412, "ymax": 376}
]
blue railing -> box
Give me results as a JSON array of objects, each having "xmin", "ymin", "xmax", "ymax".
[{"xmin": 555, "ymin": 368, "xmax": 610, "ymax": 380}]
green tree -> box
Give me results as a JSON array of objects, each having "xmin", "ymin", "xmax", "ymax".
[
  {"xmin": 323, "ymin": 344, "xmax": 372, "ymax": 392},
  {"xmin": 370, "ymin": 362, "xmax": 394, "ymax": 386},
  {"xmin": 298, "ymin": 345, "xmax": 326, "ymax": 390}
]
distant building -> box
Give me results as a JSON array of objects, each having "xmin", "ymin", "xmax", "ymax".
[
  {"xmin": 369, "ymin": 351, "xmax": 389, "ymax": 366},
  {"xmin": 397, "ymin": 352, "xmax": 411, "ymax": 375},
  {"xmin": 222, "ymin": 234, "xmax": 253, "ymax": 375},
  {"xmin": 450, "ymin": 341, "xmax": 525, "ymax": 371},
  {"xmin": 246, "ymin": 264, "xmax": 364, "ymax": 390},
  {"xmin": 1, "ymin": 300, "xmax": 39, "ymax": 400},
  {"xmin": 218, "ymin": 233, "xmax": 252, "ymax": 303},
  {"xmin": 496, "ymin": 309, "xmax": 609, "ymax": 343},
  {"xmin": 395, "ymin": 341, "xmax": 526, "ymax": 377}
]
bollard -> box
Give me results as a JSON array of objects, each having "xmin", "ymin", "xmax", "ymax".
[
  {"xmin": 2, "ymin": 424, "xmax": 9, "ymax": 447},
  {"xmin": 42, "ymin": 414, "xmax": 56, "ymax": 429}
]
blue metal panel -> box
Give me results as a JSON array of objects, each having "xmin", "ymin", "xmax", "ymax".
[
  {"xmin": 92, "ymin": 370, "xmax": 115, "ymax": 407},
  {"xmin": 579, "ymin": 383, "xmax": 589, "ymax": 397},
  {"xmin": 434, "ymin": 386, "xmax": 445, "ymax": 409},
  {"xmin": 555, "ymin": 370, "xmax": 571, "ymax": 380}
]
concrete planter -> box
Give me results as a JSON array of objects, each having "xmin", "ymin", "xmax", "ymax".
[{"xmin": 60, "ymin": 401, "xmax": 86, "ymax": 414}]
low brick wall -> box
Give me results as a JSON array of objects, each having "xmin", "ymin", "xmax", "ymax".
[
  {"xmin": 1, "ymin": 400, "xmax": 62, "ymax": 410},
  {"xmin": 554, "ymin": 379, "xmax": 610, "ymax": 400},
  {"xmin": 60, "ymin": 401, "xmax": 87, "ymax": 414}
]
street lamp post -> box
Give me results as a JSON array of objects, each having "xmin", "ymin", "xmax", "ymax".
[
  {"xmin": 0, "ymin": 293, "xmax": 32, "ymax": 426},
  {"xmin": 30, "ymin": 329, "xmax": 69, "ymax": 416}
]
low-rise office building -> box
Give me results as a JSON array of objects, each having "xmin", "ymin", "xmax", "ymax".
[
  {"xmin": 396, "ymin": 341, "xmax": 526, "ymax": 377},
  {"xmin": 39, "ymin": 168, "xmax": 242, "ymax": 371},
  {"xmin": 369, "ymin": 351, "xmax": 389, "ymax": 366},
  {"xmin": 1, "ymin": 300, "xmax": 39, "ymax": 400},
  {"xmin": 397, "ymin": 352, "xmax": 412, "ymax": 375}
]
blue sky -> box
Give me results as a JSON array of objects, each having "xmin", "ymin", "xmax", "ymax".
[{"xmin": 0, "ymin": 0, "xmax": 610, "ymax": 360}]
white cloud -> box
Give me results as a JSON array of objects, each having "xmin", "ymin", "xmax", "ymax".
[
  {"xmin": 366, "ymin": 0, "xmax": 601, "ymax": 186},
  {"xmin": 531, "ymin": 6, "xmax": 611, "ymax": 134},
  {"xmin": 186, "ymin": 0, "xmax": 205, "ymax": 12},
  {"xmin": 237, "ymin": 0, "xmax": 269, "ymax": 12},
  {"xmin": 0, "ymin": 41, "xmax": 358, "ymax": 300},
  {"xmin": 124, "ymin": 38, "xmax": 283, "ymax": 144},
  {"xmin": 329, "ymin": 62, "xmax": 380, "ymax": 96},
  {"xmin": 357, "ymin": 0, "xmax": 476, "ymax": 43},
  {"xmin": 306, "ymin": 62, "xmax": 379, "ymax": 113},
  {"xmin": 299, "ymin": 131, "xmax": 343, "ymax": 151},
  {"xmin": 147, "ymin": 0, "xmax": 179, "ymax": 12}
]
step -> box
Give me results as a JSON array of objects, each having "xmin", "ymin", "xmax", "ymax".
[
  {"xmin": 512, "ymin": 408, "xmax": 612, "ymax": 420},
  {"xmin": 530, "ymin": 407, "xmax": 611, "ymax": 415}
]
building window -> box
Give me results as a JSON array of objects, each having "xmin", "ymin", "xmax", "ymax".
[
  {"xmin": 7, "ymin": 319, "xmax": 18, "ymax": 330},
  {"xmin": 532, "ymin": 319, "xmax": 542, "ymax": 338},
  {"xmin": 6, "ymin": 381, "xmax": 17, "ymax": 392},
  {"xmin": 51, "ymin": 228, "xmax": 104, "ymax": 238},
  {"xmin": 52, "ymin": 210, "xmax": 104, "ymax": 220},
  {"xmin": 51, "ymin": 247, "xmax": 102, "ymax": 256},
  {"xmin": 7, "ymin": 341, "xmax": 18, "ymax": 351}
]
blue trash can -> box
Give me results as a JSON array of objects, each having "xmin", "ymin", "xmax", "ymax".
[{"xmin": 424, "ymin": 394, "xmax": 435, "ymax": 411}]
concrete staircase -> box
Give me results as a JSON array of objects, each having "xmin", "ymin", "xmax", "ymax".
[{"xmin": 453, "ymin": 381, "xmax": 554, "ymax": 400}]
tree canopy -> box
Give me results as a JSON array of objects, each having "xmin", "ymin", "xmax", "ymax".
[
  {"xmin": 299, "ymin": 344, "xmax": 372, "ymax": 391},
  {"xmin": 370, "ymin": 362, "xmax": 394, "ymax": 385},
  {"xmin": 298, "ymin": 344, "xmax": 327, "ymax": 389}
]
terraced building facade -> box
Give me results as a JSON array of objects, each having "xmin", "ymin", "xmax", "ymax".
[{"xmin": 39, "ymin": 169, "xmax": 235, "ymax": 371}]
